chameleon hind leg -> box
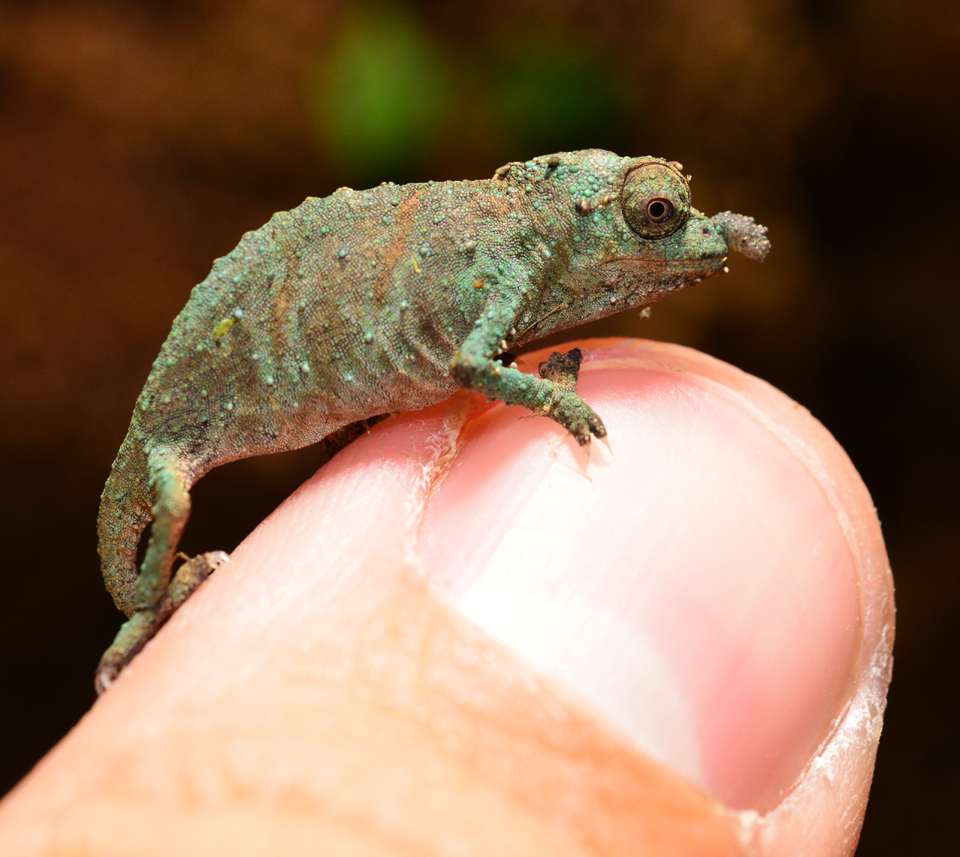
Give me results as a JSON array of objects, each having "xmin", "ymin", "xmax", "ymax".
[
  {"xmin": 95, "ymin": 463, "xmax": 225, "ymax": 693},
  {"xmin": 538, "ymin": 348, "xmax": 584, "ymax": 396}
]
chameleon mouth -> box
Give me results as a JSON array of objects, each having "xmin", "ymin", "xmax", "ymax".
[{"xmin": 604, "ymin": 255, "xmax": 728, "ymax": 268}]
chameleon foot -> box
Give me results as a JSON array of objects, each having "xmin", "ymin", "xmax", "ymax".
[
  {"xmin": 538, "ymin": 349, "xmax": 607, "ymax": 445},
  {"xmin": 538, "ymin": 348, "xmax": 584, "ymax": 392},
  {"xmin": 95, "ymin": 550, "xmax": 228, "ymax": 694}
]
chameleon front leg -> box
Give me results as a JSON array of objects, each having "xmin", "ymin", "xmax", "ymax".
[
  {"xmin": 95, "ymin": 461, "xmax": 225, "ymax": 693},
  {"xmin": 450, "ymin": 305, "xmax": 606, "ymax": 445}
]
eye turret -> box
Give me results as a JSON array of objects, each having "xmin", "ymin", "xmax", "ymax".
[{"xmin": 621, "ymin": 160, "xmax": 691, "ymax": 239}]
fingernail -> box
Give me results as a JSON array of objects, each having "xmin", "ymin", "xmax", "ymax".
[{"xmin": 419, "ymin": 344, "xmax": 864, "ymax": 812}]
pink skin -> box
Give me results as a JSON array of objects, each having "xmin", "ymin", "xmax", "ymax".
[{"xmin": 0, "ymin": 339, "xmax": 893, "ymax": 856}]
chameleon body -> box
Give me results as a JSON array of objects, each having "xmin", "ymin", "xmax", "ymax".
[{"xmin": 95, "ymin": 149, "xmax": 770, "ymax": 692}]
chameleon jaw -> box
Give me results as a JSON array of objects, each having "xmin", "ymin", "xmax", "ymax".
[
  {"xmin": 606, "ymin": 255, "xmax": 727, "ymax": 264},
  {"xmin": 603, "ymin": 255, "xmax": 729, "ymax": 274}
]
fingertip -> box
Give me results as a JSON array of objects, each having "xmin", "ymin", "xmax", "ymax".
[
  {"xmin": 0, "ymin": 339, "xmax": 892, "ymax": 857},
  {"xmin": 421, "ymin": 338, "xmax": 893, "ymax": 852}
]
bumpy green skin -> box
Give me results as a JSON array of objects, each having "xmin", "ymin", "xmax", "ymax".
[{"xmin": 95, "ymin": 149, "xmax": 769, "ymax": 692}]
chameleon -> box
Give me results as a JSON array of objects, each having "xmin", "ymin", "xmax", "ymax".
[{"xmin": 95, "ymin": 149, "xmax": 770, "ymax": 693}]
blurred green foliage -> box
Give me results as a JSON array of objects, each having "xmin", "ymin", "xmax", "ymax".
[
  {"xmin": 308, "ymin": 2, "xmax": 628, "ymax": 182},
  {"xmin": 490, "ymin": 48, "xmax": 629, "ymax": 156},
  {"xmin": 309, "ymin": 4, "xmax": 451, "ymax": 180}
]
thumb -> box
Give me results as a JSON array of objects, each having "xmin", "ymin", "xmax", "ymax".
[{"xmin": 0, "ymin": 338, "xmax": 893, "ymax": 857}]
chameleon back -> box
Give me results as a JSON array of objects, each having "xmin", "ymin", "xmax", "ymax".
[{"xmin": 97, "ymin": 174, "xmax": 559, "ymax": 618}]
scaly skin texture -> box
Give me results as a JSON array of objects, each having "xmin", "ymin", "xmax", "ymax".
[{"xmin": 95, "ymin": 149, "xmax": 770, "ymax": 692}]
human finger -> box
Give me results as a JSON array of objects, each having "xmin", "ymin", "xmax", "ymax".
[{"xmin": 0, "ymin": 338, "xmax": 893, "ymax": 857}]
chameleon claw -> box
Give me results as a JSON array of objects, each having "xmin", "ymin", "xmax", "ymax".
[{"xmin": 94, "ymin": 666, "xmax": 117, "ymax": 696}]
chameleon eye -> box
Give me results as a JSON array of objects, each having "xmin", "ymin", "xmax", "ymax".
[
  {"xmin": 646, "ymin": 198, "xmax": 674, "ymax": 223},
  {"xmin": 621, "ymin": 161, "xmax": 690, "ymax": 239}
]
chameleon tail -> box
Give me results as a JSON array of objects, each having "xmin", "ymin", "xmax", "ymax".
[
  {"xmin": 97, "ymin": 429, "xmax": 153, "ymax": 618},
  {"xmin": 96, "ymin": 436, "xmax": 225, "ymax": 693}
]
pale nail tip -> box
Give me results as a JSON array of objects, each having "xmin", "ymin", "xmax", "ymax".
[{"xmin": 455, "ymin": 585, "xmax": 706, "ymax": 789}]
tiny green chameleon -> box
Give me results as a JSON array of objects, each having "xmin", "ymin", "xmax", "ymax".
[{"xmin": 95, "ymin": 149, "xmax": 770, "ymax": 693}]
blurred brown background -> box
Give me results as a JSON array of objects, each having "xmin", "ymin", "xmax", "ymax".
[{"xmin": 1, "ymin": 0, "xmax": 957, "ymax": 851}]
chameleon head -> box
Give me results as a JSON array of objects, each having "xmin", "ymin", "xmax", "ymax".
[{"xmin": 564, "ymin": 153, "xmax": 770, "ymax": 307}]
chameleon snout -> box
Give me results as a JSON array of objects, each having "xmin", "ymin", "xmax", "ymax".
[{"xmin": 710, "ymin": 211, "xmax": 771, "ymax": 263}]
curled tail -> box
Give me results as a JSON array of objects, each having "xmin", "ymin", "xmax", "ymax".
[
  {"xmin": 96, "ymin": 428, "xmax": 215, "ymax": 692},
  {"xmin": 97, "ymin": 429, "xmax": 153, "ymax": 618}
]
